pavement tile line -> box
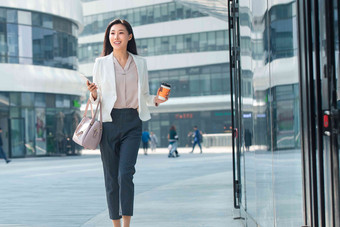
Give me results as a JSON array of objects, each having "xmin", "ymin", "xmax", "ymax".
[
  {"xmin": 82, "ymin": 147, "xmax": 232, "ymax": 156},
  {"xmin": 0, "ymin": 161, "xmax": 100, "ymax": 175},
  {"xmin": 0, "ymin": 225, "xmax": 30, "ymax": 227}
]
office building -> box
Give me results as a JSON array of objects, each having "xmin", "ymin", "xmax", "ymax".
[{"xmin": 0, "ymin": 0, "xmax": 84, "ymax": 157}]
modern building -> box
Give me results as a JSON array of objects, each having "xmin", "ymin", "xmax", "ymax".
[
  {"xmin": 79, "ymin": 0, "xmax": 231, "ymax": 147},
  {"xmin": 0, "ymin": 0, "xmax": 84, "ymax": 157}
]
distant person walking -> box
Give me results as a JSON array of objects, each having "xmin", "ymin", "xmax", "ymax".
[
  {"xmin": 150, "ymin": 132, "xmax": 158, "ymax": 152},
  {"xmin": 141, "ymin": 129, "xmax": 151, "ymax": 155},
  {"xmin": 190, "ymin": 126, "xmax": 203, "ymax": 154},
  {"xmin": 168, "ymin": 125, "xmax": 179, "ymax": 158},
  {"xmin": 187, "ymin": 131, "xmax": 193, "ymax": 147},
  {"xmin": 0, "ymin": 128, "xmax": 10, "ymax": 164},
  {"xmin": 244, "ymin": 129, "xmax": 252, "ymax": 151}
]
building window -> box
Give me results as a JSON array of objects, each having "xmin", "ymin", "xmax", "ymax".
[
  {"xmin": 149, "ymin": 64, "xmax": 229, "ymax": 97},
  {"xmin": 81, "ymin": 2, "xmax": 209, "ymax": 36},
  {"xmin": 80, "ymin": 30, "xmax": 228, "ymax": 63},
  {"xmin": 0, "ymin": 8, "xmax": 78, "ymax": 70}
]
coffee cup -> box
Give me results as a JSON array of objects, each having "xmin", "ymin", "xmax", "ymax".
[{"xmin": 158, "ymin": 82, "xmax": 171, "ymax": 101}]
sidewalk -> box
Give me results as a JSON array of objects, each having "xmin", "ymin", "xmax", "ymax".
[
  {"xmin": 0, "ymin": 146, "xmax": 242, "ymax": 227},
  {"xmin": 82, "ymin": 172, "xmax": 242, "ymax": 227},
  {"xmin": 81, "ymin": 146, "xmax": 243, "ymax": 227}
]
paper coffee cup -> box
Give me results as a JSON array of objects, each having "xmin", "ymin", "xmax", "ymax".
[{"xmin": 158, "ymin": 82, "xmax": 171, "ymax": 100}]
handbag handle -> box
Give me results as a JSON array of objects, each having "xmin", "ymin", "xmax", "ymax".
[{"xmin": 83, "ymin": 98, "xmax": 102, "ymax": 125}]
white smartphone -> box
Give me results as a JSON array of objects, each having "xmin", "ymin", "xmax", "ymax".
[{"xmin": 79, "ymin": 72, "xmax": 93, "ymax": 85}]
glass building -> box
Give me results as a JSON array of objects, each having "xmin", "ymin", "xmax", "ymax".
[
  {"xmin": 79, "ymin": 0, "xmax": 230, "ymax": 147},
  {"xmin": 0, "ymin": 1, "xmax": 84, "ymax": 157},
  {"xmin": 232, "ymin": 0, "xmax": 303, "ymax": 226},
  {"xmin": 228, "ymin": 0, "xmax": 340, "ymax": 226}
]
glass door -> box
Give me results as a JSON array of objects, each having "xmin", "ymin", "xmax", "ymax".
[
  {"xmin": 330, "ymin": 0, "xmax": 340, "ymax": 225},
  {"xmin": 9, "ymin": 118, "xmax": 25, "ymax": 157},
  {"xmin": 319, "ymin": 0, "xmax": 340, "ymax": 225},
  {"xmin": 228, "ymin": 0, "xmax": 242, "ymax": 212},
  {"xmin": 336, "ymin": 1, "xmax": 340, "ymax": 226}
]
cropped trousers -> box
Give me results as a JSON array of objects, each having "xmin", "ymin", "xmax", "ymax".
[{"xmin": 100, "ymin": 108, "xmax": 142, "ymax": 220}]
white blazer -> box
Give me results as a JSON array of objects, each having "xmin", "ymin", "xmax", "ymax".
[{"xmin": 90, "ymin": 52, "xmax": 155, "ymax": 122}]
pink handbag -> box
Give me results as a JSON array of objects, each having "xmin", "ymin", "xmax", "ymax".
[{"xmin": 72, "ymin": 98, "xmax": 102, "ymax": 150}]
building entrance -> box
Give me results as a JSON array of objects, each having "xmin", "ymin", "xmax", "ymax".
[
  {"xmin": 0, "ymin": 109, "xmax": 9, "ymax": 159},
  {"xmin": 9, "ymin": 118, "xmax": 25, "ymax": 157}
]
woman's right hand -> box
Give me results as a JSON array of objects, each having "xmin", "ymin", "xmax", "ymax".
[{"xmin": 87, "ymin": 80, "xmax": 98, "ymax": 100}]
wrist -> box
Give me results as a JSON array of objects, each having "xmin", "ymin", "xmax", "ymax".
[
  {"xmin": 91, "ymin": 92, "xmax": 97, "ymax": 100},
  {"xmin": 154, "ymin": 97, "xmax": 159, "ymax": 107}
]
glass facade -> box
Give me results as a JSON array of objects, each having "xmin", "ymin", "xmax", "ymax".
[
  {"xmin": 148, "ymin": 110, "xmax": 234, "ymax": 147},
  {"xmin": 79, "ymin": 30, "xmax": 229, "ymax": 63},
  {"xmin": 0, "ymin": 8, "xmax": 78, "ymax": 70},
  {"xmin": 1, "ymin": 92, "xmax": 81, "ymax": 158},
  {"xmin": 81, "ymin": 2, "xmax": 208, "ymax": 36},
  {"xmin": 145, "ymin": 63, "xmax": 233, "ymax": 147},
  {"xmin": 148, "ymin": 63, "xmax": 230, "ymax": 97},
  {"xmin": 234, "ymin": 0, "xmax": 303, "ymax": 226}
]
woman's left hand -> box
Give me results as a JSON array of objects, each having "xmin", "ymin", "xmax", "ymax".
[{"xmin": 154, "ymin": 88, "xmax": 170, "ymax": 106}]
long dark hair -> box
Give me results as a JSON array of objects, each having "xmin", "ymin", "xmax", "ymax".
[
  {"xmin": 170, "ymin": 125, "xmax": 176, "ymax": 131},
  {"xmin": 101, "ymin": 19, "xmax": 138, "ymax": 56}
]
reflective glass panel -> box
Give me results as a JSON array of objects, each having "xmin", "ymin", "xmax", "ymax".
[
  {"xmin": 6, "ymin": 9, "xmax": 17, "ymax": 23},
  {"xmin": 238, "ymin": 0, "xmax": 303, "ymax": 226}
]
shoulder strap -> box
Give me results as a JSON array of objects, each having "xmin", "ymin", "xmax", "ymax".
[
  {"xmin": 83, "ymin": 98, "xmax": 102, "ymax": 125},
  {"xmin": 90, "ymin": 100, "xmax": 102, "ymax": 124},
  {"xmin": 83, "ymin": 98, "xmax": 91, "ymax": 118}
]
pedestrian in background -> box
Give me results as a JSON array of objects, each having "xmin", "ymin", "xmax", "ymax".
[
  {"xmin": 0, "ymin": 128, "xmax": 10, "ymax": 164},
  {"xmin": 86, "ymin": 19, "xmax": 168, "ymax": 227},
  {"xmin": 168, "ymin": 125, "xmax": 180, "ymax": 158},
  {"xmin": 141, "ymin": 129, "xmax": 150, "ymax": 155},
  {"xmin": 187, "ymin": 131, "xmax": 193, "ymax": 147},
  {"xmin": 244, "ymin": 129, "xmax": 252, "ymax": 151},
  {"xmin": 150, "ymin": 131, "xmax": 158, "ymax": 152},
  {"xmin": 190, "ymin": 126, "xmax": 203, "ymax": 154}
]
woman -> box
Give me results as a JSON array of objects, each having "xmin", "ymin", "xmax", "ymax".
[
  {"xmin": 168, "ymin": 125, "xmax": 179, "ymax": 158},
  {"xmin": 87, "ymin": 19, "xmax": 168, "ymax": 227}
]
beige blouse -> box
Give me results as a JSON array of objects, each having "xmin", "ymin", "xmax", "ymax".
[{"xmin": 113, "ymin": 53, "xmax": 139, "ymax": 109}]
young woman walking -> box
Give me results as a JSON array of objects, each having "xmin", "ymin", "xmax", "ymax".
[{"xmin": 87, "ymin": 19, "xmax": 169, "ymax": 227}]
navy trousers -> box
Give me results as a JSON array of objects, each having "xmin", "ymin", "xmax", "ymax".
[
  {"xmin": 100, "ymin": 108, "xmax": 142, "ymax": 220},
  {"xmin": 192, "ymin": 140, "xmax": 202, "ymax": 152},
  {"xmin": 0, "ymin": 146, "xmax": 9, "ymax": 162}
]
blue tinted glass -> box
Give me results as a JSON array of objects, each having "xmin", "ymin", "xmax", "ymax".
[
  {"xmin": 7, "ymin": 24, "xmax": 18, "ymax": 60},
  {"xmin": 32, "ymin": 12, "xmax": 42, "ymax": 26},
  {"xmin": 238, "ymin": 0, "xmax": 303, "ymax": 226},
  {"xmin": 35, "ymin": 94, "xmax": 46, "ymax": 107},
  {"xmin": 81, "ymin": 3, "xmax": 208, "ymax": 36},
  {"xmin": 0, "ymin": 23, "xmax": 6, "ymax": 56},
  {"xmin": 42, "ymin": 14, "xmax": 53, "ymax": 28},
  {"xmin": 6, "ymin": 9, "xmax": 17, "ymax": 23},
  {"xmin": 0, "ymin": 8, "xmax": 6, "ymax": 23}
]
